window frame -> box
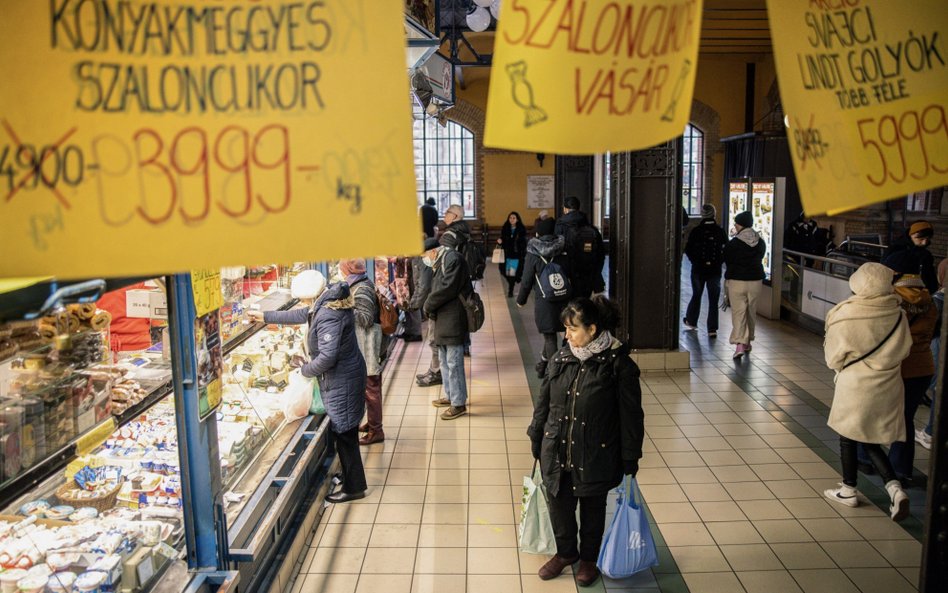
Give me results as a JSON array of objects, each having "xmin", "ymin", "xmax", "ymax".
[
  {"xmin": 682, "ymin": 123, "xmax": 704, "ymax": 216},
  {"xmin": 412, "ymin": 105, "xmax": 476, "ymax": 218}
]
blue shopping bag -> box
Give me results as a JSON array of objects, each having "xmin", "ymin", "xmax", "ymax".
[{"xmin": 597, "ymin": 476, "xmax": 658, "ymax": 578}]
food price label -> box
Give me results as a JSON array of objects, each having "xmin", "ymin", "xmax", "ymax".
[
  {"xmin": 191, "ymin": 269, "xmax": 223, "ymax": 318},
  {"xmin": 485, "ymin": 0, "xmax": 704, "ymax": 154},
  {"xmin": 766, "ymin": 0, "xmax": 948, "ymax": 215},
  {"xmin": 0, "ymin": 0, "xmax": 418, "ymax": 279}
]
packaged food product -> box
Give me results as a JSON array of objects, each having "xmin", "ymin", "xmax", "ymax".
[
  {"xmin": 74, "ymin": 571, "xmax": 107, "ymax": 592},
  {"xmin": 46, "ymin": 573, "xmax": 76, "ymax": 593},
  {"xmin": 17, "ymin": 500, "xmax": 49, "ymax": 517},
  {"xmin": 14, "ymin": 574, "xmax": 45, "ymax": 593},
  {"xmin": 69, "ymin": 507, "xmax": 99, "ymax": 522},
  {"xmin": 0, "ymin": 571, "xmax": 27, "ymax": 593},
  {"xmin": 44, "ymin": 506, "xmax": 75, "ymax": 521}
]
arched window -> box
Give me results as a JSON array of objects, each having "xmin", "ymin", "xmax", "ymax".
[
  {"xmin": 682, "ymin": 124, "xmax": 704, "ymax": 215},
  {"xmin": 412, "ymin": 105, "xmax": 476, "ymax": 218}
]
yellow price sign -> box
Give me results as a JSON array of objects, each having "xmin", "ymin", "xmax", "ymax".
[
  {"xmin": 766, "ymin": 0, "xmax": 948, "ymax": 215},
  {"xmin": 485, "ymin": 0, "xmax": 704, "ymax": 154},
  {"xmin": 0, "ymin": 0, "xmax": 419, "ymax": 279},
  {"xmin": 190, "ymin": 269, "xmax": 223, "ymax": 318}
]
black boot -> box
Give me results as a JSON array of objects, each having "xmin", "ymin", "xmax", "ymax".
[{"xmin": 535, "ymin": 358, "xmax": 548, "ymax": 379}]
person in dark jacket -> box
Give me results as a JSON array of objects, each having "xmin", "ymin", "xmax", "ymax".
[
  {"xmin": 528, "ymin": 296, "xmax": 644, "ymax": 587},
  {"xmin": 517, "ymin": 217, "xmax": 569, "ymax": 378},
  {"xmin": 683, "ymin": 204, "xmax": 727, "ymax": 337},
  {"xmin": 420, "ymin": 197, "xmax": 439, "ymax": 239},
  {"xmin": 440, "ymin": 203, "xmax": 474, "ymax": 357},
  {"xmin": 248, "ymin": 272, "xmax": 368, "ymax": 503},
  {"xmin": 340, "ymin": 259, "xmax": 386, "ymax": 446},
  {"xmin": 424, "ymin": 232, "xmax": 472, "ymax": 420},
  {"xmin": 497, "ymin": 211, "xmax": 528, "ymax": 297},
  {"xmin": 724, "ymin": 211, "xmax": 766, "ymax": 360},
  {"xmin": 555, "ymin": 196, "xmax": 606, "ymax": 298},
  {"xmin": 885, "ymin": 221, "xmax": 938, "ymax": 294},
  {"xmin": 410, "ymin": 245, "xmax": 443, "ymax": 387}
]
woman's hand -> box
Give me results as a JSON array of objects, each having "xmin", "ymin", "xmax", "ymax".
[
  {"xmin": 246, "ymin": 310, "xmax": 265, "ymax": 323},
  {"xmin": 623, "ymin": 459, "xmax": 639, "ymax": 477},
  {"xmin": 531, "ymin": 438, "xmax": 541, "ymax": 461}
]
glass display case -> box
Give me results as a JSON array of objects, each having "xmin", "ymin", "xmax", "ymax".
[{"xmin": 0, "ymin": 264, "xmax": 329, "ymax": 593}]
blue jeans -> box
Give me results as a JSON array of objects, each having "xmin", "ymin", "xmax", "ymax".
[
  {"xmin": 889, "ymin": 375, "xmax": 933, "ymax": 479},
  {"xmin": 438, "ymin": 344, "xmax": 468, "ymax": 408},
  {"xmin": 926, "ymin": 336, "xmax": 939, "ymax": 434},
  {"xmin": 685, "ymin": 269, "xmax": 721, "ymax": 332}
]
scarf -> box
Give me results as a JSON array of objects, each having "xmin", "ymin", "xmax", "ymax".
[{"xmin": 570, "ymin": 330, "xmax": 614, "ymax": 362}]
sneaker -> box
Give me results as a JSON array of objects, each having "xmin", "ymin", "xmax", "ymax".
[
  {"xmin": 682, "ymin": 318, "xmax": 697, "ymax": 331},
  {"xmin": 916, "ymin": 428, "xmax": 932, "ymax": 450},
  {"xmin": 885, "ymin": 480, "xmax": 910, "ymax": 522},
  {"xmin": 431, "ymin": 397, "xmax": 450, "ymax": 408},
  {"xmin": 744, "ymin": 343, "xmax": 752, "ymax": 353},
  {"xmin": 416, "ymin": 371, "xmax": 443, "ymax": 387},
  {"xmin": 708, "ymin": 330, "xmax": 717, "ymax": 338},
  {"xmin": 824, "ymin": 483, "xmax": 860, "ymax": 508},
  {"xmin": 732, "ymin": 344, "xmax": 746, "ymax": 360},
  {"xmin": 441, "ymin": 405, "xmax": 467, "ymax": 420}
]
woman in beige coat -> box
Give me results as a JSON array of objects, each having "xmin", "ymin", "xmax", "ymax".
[{"xmin": 823, "ymin": 263, "xmax": 913, "ymax": 521}]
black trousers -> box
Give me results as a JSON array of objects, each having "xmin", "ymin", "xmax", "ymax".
[
  {"xmin": 840, "ymin": 435, "xmax": 895, "ymax": 488},
  {"xmin": 547, "ymin": 472, "xmax": 608, "ymax": 561},
  {"xmin": 542, "ymin": 333, "xmax": 559, "ymax": 361},
  {"xmin": 333, "ymin": 426, "xmax": 367, "ymax": 494}
]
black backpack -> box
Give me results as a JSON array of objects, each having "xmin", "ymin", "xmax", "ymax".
[
  {"xmin": 690, "ymin": 224, "xmax": 726, "ymax": 272},
  {"xmin": 461, "ymin": 241, "xmax": 486, "ymax": 280},
  {"xmin": 459, "ymin": 287, "xmax": 485, "ymax": 332},
  {"xmin": 564, "ymin": 224, "xmax": 604, "ymax": 280},
  {"xmin": 536, "ymin": 254, "xmax": 572, "ymax": 301}
]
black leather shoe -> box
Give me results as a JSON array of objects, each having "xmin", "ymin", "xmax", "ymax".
[{"xmin": 325, "ymin": 490, "xmax": 367, "ymax": 504}]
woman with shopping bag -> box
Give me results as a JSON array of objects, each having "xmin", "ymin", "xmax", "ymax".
[
  {"xmin": 497, "ymin": 211, "xmax": 527, "ymax": 297},
  {"xmin": 527, "ymin": 296, "xmax": 645, "ymax": 587}
]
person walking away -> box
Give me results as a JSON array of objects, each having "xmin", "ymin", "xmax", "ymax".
[
  {"xmin": 528, "ymin": 296, "xmax": 644, "ymax": 587},
  {"xmin": 421, "ymin": 197, "xmax": 439, "ymax": 239},
  {"xmin": 424, "ymin": 233, "xmax": 472, "ymax": 420},
  {"xmin": 248, "ymin": 271, "xmax": 368, "ymax": 503},
  {"xmin": 517, "ymin": 217, "xmax": 571, "ymax": 378},
  {"xmin": 724, "ymin": 211, "xmax": 766, "ymax": 360},
  {"xmin": 885, "ymin": 221, "xmax": 937, "ymax": 293},
  {"xmin": 882, "ymin": 250, "xmax": 937, "ymax": 486},
  {"xmin": 555, "ymin": 196, "xmax": 605, "ymax": 299},
  {"xmin": 683, "ymin": 204, "xmax": 727, "ymax": 337},
  {"xmin": 822, "ymin": 263, "xmax": 912, "ymax": 520},
  {"xmin": 340, "ymin": 259, "xmax": 386, "ymax": 446},
  {"xmin": 497, "ymin": 211, "xmax": 528, "ymax": 297},
  {"xmin": 413, "ymin": 239, "xmax": 443, "ymax": 387}
]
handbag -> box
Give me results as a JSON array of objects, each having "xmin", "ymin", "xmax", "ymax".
[
  {"xmin": 518, "ymin": 461, "xmax": 556, "ymax": 555},
  {"xmin": 491, "ymin": 248, "xmax": 506, "ymax": 264},
  {"xmin": 505, "ymin": 259, "xmax": 520, "ymax": 277},
  {"xmin": 597, "ymin": 477, "xmax": 658, "ymax": 578},
  {"xmin": 310, "ymin": 380, "xmax": 326, "ymax": 415}
]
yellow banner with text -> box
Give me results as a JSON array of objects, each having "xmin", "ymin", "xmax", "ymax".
[
  {"xmin": 767, "ymin": 0, "xmax": 948, "ymax": 215},
  {"xmin": 484, "ymin": 0, "xmax": 704, "ymax": 154},
  {"xmin": 0, "ymin": 0, "xmax": 418, "ymax": 279}
]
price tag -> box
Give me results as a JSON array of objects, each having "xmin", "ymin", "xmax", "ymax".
[
  {"xmin": 766, "ymin": 0, "xmax": 948, "ymax": 215},
  {"xmin": 190, "ymin": 269, "xmax": 223, "ymax": 318}
]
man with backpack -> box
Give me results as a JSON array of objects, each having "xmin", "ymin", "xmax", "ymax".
[
  {"xmin": 555, "ymin": 196, "xmax": 605, "ymax": 298},
  {"xmin": 517, "ymin": 217, "xmax": 572, "ymax": 378},
  {"xmin": 441, "ymin": 203, "xmax": 486, "ymax": 281},
  {"xmin": 424, "ymin": 232, "xmax": 473, "ymax": 420},
  {"xmin": 683, "ymin": 204, "xmax": 727, "ymax": 337}
]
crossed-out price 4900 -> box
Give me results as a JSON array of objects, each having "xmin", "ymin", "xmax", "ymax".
[{"xmin": 857, "ymin": 104, "xmax": 948, "ymax": 188}]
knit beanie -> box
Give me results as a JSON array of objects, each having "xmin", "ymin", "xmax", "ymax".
[
  {"xmin": 701, "ymin": 204, "xmax": 716, "ymax": 220},
  {"xmin": 536, "ymin": 218, "xmax": 556, "ymax": 236},
  {"xmin": 734, "ymin": 211, "xmax": 753, "ymax": 229},
  {"xmin": 339, "ymin": 259, "xmax": 367, "ymax": 276},
  {"xmin": 909, "ymin": 221, "xmax": 934, "ymax": 238},
  {"xmin": 291, "ymin": 270, "xmax": 326, "ymax": 300}
]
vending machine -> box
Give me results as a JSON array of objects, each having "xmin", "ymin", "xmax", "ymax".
[{"xmin": 725, "ymin": 177, "xmax": 786, "ymax": 320}]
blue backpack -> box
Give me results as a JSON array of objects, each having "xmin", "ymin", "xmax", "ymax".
[{"xmin": 536, "ymin": 255, "xmax": 572, "ymax": 302}]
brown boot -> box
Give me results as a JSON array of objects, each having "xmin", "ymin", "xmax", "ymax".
[
  {"xmin": 359, "ymin": 430, "xmax": 385, "ymax": 446},
  {"xmin": 358, "ymin": 422, "xmax": 370, "ymax": 433},
  {"xmin": 575, "ymin": 560, "xmax": 600, "ymax": 587},
  {"xmin": 364, "ymin": 375, "xmax": 383, "ymax": 433},
  {"xmin": 538, "ymin": 555, "xmax": 579, "ymax": 580}
]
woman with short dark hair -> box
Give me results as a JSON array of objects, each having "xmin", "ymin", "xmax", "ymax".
[{"xmin": 528, "ymin": 296, "xmax": 644, "ymax": 587}]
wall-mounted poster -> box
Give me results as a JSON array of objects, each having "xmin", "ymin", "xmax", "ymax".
[{"xmin": 527, "ymin": 175, "xmax": 555, "ymax": 209}]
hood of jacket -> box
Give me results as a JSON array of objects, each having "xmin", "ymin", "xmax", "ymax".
[
  {"xmin": 440, "ymin": 220, "xmax": 471, "ymax": 248},
  {"xmin": 558, "ymin": 210, "xmax": 590, "ymax": 229},
  {"xmin": 734, "ymin": 227, "xmax": 760, "ymax": 247},
  {"xmin": 316, "ymin": 281, "xmax": 355, "ymax": 311},
  {"xmin": 826, "ymin": 263, "xmax": 900, "ymax": 327},
  {"xmin": 527, "ymin": 234, "xmax": 566, "ymax": 259}
]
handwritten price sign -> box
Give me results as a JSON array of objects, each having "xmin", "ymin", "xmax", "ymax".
[
  {"xmin": 0, "ymin": 0, "xmax": 418, "ymax": 279},
  {"xmin": 767, "ymin": 0, "xmax": 948, "ymax": 215}
]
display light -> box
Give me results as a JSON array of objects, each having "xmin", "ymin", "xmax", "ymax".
[{"xmin": 466, "ymin": 6, "xmax": 491, "ymax": 32}]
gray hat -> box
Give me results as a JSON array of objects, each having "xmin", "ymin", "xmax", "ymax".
[{"xmin": 701, "ymin": 204, "xmax": 716, "ymax": 220}]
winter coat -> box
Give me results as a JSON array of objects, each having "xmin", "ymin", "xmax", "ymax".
[
  {"xmin": 893, "ymin": 277, "xmax": 937, "ymax": 379},
  {"xmin": 724, "ymin": 229, "xmax": 766, "ymax": 281},
  {"xmin": 517, "ymin": 235, "xmax": 569, "ymax": 334},
  {"xmin": 685, "ymin": 219, "xmax": 727, "ymax": 276},
  {"xmin": 824, "ymin": 263, "xmax": 912, "ymax": 444},
  {"xmin": 498, "ymin": 223, "xmax": 528, "ymax": 279},
  {"xmin": 423, "ymin": 247, "xmax": 471, "ymax": 346},
  {"xmin": 96, "ymin": 283, "xmax": 151, "ymax": 352},
  {"xmin": 408, "ymin": 256, "xmax": 431, "ymax": 314},
  {"xmin": 554, "ymin": 210, "xmax": 606, "ymax": 296},
  {"xmin": 440, "ymin": 220, "xmax": 472, "ymax": 249},
  {"xmin": 886, "ymin": 239, "xmax": 937, "ymax": 294},
  {"xmin": 349, "ymin": 275, "xmax": 383, "ymax": 376},
  {"xmin": 264, "ymin": 282, "xmax": 366, "ymax": 433},
  {"xmin": 421, "ymin": 204, "xmax": 439, "ymax": 239},
  {"xmin": 528, "ymin": 340, "xmax": 644, "ymax": 498}
]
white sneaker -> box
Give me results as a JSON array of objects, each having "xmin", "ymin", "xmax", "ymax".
[
  {"xmin": 915, "ymin": 428, "xmax": 932, "ymax": 450},
  {"xmin": 885, "ymin": 480, "xmax": 910, "ymax": 522},
  {"xmin": 824, "ymin": 483, "xmax": 860, "ymax": 508},
  {"xmin": 682, "ymin": 318, "xmax": 697, "ymax": 331}
]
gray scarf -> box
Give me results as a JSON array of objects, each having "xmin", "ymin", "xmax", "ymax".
[{"xmin": 570, "ymin": 330, "xmax": 614, "ymax": 362}]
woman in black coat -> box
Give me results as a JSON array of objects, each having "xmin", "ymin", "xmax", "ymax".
[
  {"xmin": 248, "ymin": 273, "xmax": 368, "ymax": 504},
  {"xmin": 528, "ymin": 296, "xmax": 644, "ymax": 587},
  {"xmin": 497, "ymin": 211, "xmax": 528, "ymax": 297}
]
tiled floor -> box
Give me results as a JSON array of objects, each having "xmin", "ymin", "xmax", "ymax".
[{"xmin": 284, "ymin": 268, "xmax": 926, "ymax": 593}]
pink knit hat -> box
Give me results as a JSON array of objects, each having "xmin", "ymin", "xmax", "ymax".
[{"xmin": 340, "ymin": 259, "xmax": 367, "ymax": 276}]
